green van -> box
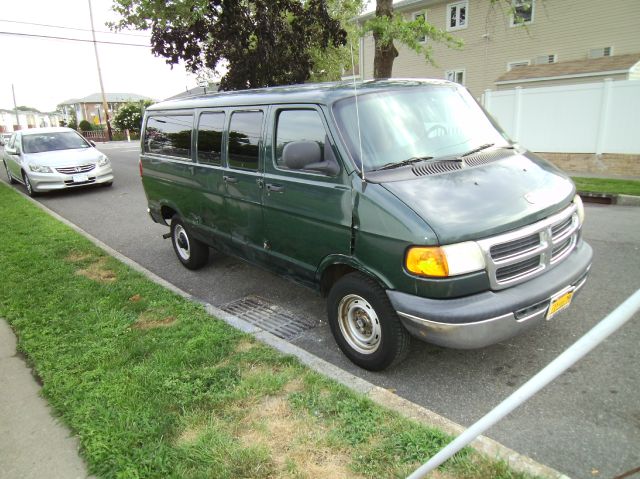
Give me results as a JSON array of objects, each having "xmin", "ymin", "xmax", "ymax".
[{"xmin": 140, "ymin": 79, "xmax": 592, "ymax": 371}]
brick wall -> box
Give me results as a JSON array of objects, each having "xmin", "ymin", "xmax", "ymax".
[{"xmin": 537, "ymin": 153, "xmax": 640, "ymax": 178}]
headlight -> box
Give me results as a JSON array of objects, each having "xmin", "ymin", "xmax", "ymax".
[
  {"xmin": 406, "ymin": 242, "xmax": 486, "ymax": 277},
  {"xmin": 97, "ymin": 155, "xmax": 109, "ymax": 167},
  {"xmin": 28, "ymin": 165, "xmax": 52, "ymax": 173},
  {"xmin": 573, "ymin": 194, "xmax": 584, "ymax": 225}
]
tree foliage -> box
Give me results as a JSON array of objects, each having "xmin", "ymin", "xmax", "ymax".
[
  {"xmin": 68, "ymin": 109, "xmax": 78, "ymax": 131},
  {"xmin": 111, "ymin": 0, "xmax": 347, "ymax": 90},
  {"xmin": 79, "ymin": 120, "xmax": 93, "ymax": 132},
  {"xmin": 112, "ymin": 101, "xmax": 154, "ymax": 132},
  {"xmin": 366, "ymin": 0, "xmax": 462, "ymax": 79},
  {"xmin": 307, "ymin": 0, "xmax": 365, "ymax": 82}
]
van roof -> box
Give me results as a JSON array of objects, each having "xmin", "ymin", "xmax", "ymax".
[{"xmin": 148, "ymin": 78, "xmax": 452, "ymax": 111}]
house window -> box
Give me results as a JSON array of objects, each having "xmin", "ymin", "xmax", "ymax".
[
  {"xmin": 588, "ymin": 47, "xmax": 613, "ymax": 59},
  {"xmin": 511, "ymin": 0, "xmax": 534, "ymax": 26},
  {"xmin": 413, "ymin": 11, "xmax": 427, "ymax": 43},
  {"xmin": 445, "ymin": 69, "xmax": 465, "ymax": 85},
  {"xmin": 534, "ymin": 54, "xmax": 557, "ymax": 65},
  {"xmin": 447, "ymin": 1, "xmax": 468, "ymax": 31},
  {"xmin": 507, "ymin": 60, "xmax": 530, "ymax": 71}
]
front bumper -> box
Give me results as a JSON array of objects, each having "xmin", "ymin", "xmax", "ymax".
[
  {"xmin": 388, "ymin": 241, "xmax": 593, "ymax": 349},
  {"xmin": 29, "ymin": 166, "xmax": 113, "ymax": 192}
]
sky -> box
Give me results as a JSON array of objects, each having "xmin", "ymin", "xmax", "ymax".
[{"xmin": 0, "ymin": 0, "xmax": 201, "ymax": 112}]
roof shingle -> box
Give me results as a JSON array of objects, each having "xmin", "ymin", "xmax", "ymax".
[{"xmin": 495, "ymin": 53, "xmax": 640, "ymax": 84}]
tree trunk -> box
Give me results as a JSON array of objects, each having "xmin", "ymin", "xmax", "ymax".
[{"xmin": 373, "ymin": 0, "xmax": 398, "ymax": 79}]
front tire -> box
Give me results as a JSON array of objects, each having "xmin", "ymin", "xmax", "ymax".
[
  {"xmin": 327, "ymin": 272, "xmax": 410, "ymax": 371},
  {"xmin": 170, "ymin": 215, "xmax": 209, "ymax": 270},
  {"xmin": 22, "ymin": 172, "xmax": 37, "ymax": 197}
]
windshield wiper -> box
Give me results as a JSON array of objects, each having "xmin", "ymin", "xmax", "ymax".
[{"xmin": 374, "ymin": 156, "xmax": 434, "ymax": 171}]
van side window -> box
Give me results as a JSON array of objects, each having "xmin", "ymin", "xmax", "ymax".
[
  {"xmin": 228, "ymin": 111, "xmax": 263, "ymax": 171},
  {"xmin": 145, "ymin": 115, "xmax": 193, "ymax": 159},
  {"xmin": 275, "ymin": 110, "xmax": 326, "ymax": 168},
  {"xmin": 197, "ymin": 112, "xmax": 225, "ymax": 165}
]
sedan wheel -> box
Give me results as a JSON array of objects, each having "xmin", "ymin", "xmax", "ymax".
[{"xmin": 22, "ymin": 172, "xmax": 37, "ymax": 197}]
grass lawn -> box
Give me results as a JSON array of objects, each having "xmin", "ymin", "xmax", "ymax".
[
  {"xmin": 0, "ymin": 183, "xmax": 538, "ymax": 479},
  {"xmin": 572, "ymin": 177, "xmax": 640, "ymax": 196}
]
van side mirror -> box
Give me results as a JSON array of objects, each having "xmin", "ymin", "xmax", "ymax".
[{"xmin": 282, "ymin": 140, "xmax": 340, "ymax": 176}]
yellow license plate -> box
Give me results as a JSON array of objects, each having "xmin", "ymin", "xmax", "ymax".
[{"xmin": 546, "ymin": 289, "xmax": 574, "ymax": 320}]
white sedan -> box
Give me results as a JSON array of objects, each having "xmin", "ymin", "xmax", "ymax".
[{"xmin": 2, "ymin": 127, "xmax": 114, "ymax": 196}]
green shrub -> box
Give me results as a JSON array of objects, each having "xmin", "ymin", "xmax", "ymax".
[{"xmin": 79, "ymin": 120, "xmax": 93, "ymax": 132}]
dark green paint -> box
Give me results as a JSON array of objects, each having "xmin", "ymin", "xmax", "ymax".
[{"xmin": 141, "ymin": 81, "xmax": 574, "ymax": 300}]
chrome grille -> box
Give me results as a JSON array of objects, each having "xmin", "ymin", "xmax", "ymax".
[
  {"xmin": 56, "ymin": 164, "xmax": 96, "ymax": 174},
  {"xmin": 489, "ymin": 233, "xmax": 540, "ymax": 260},
  {"xmin": 477, "ymin": 204, "xmax": 580, "ymax": 290}
]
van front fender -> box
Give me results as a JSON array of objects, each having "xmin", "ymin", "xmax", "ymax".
[{"xmin": 316, "ymin": 254, "xmax": 393, "ymax": 296}]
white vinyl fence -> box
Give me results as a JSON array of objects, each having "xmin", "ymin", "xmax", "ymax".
[{"xmin": 483, "ymin": 79, "xmax": 640, "ymax": 155}]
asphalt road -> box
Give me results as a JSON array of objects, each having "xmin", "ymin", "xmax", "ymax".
[{"xmin": 4, "ymin": 142, "xmax": 639, "ymax": 479}]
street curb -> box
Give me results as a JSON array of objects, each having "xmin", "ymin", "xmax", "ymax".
[
  {"xmin": 12, "ymin": 184, "xmax": 569, "ymax": 479},
  {"xmin": 578, "ymin": 191, "xmax": 640, "ymax": 206}
]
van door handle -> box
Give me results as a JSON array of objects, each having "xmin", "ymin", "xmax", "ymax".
[
  {"xmin": 266, "ymin": 184, "xmax": 284, "ymax": 193},
  {"xmin": 223, "ymin": 175, "xmax": 238, "ymax": 184}
]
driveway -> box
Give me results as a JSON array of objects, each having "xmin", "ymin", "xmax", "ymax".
[{"xmin": 3, "ymin": 142, "xmax": 639, "ymax": 479}]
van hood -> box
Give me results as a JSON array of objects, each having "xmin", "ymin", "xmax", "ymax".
[{"xmin": 379, "ymin": 152, "xmax": 575, "ymax": 244}]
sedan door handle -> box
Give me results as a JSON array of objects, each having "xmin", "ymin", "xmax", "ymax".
[
  {"xmin": 266, "ymin": 183, "xmax": 284, "ymax": 193},
  {"xmin": 223, "ymin": 175, "xmax": 238, "ymax": 184}
]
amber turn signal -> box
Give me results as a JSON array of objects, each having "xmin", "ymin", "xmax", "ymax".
[{"xmin": 406, "ymin": 247, "xmax": 449, "ymax": 277}]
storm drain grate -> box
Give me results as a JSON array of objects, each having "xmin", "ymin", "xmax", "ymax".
[{"xmin": 220, "ymin": 295, "xmax": 316, "ymax": 340}]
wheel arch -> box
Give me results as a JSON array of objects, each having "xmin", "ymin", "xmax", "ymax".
[{"xmin": 317, "ymin": 255, "xmax": 391, "ymax": 297}]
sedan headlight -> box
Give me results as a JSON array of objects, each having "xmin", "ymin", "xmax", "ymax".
[
  {"xmin": 97, "ymin": 155, "xmax": 110, "ymax": 167},
  {"xmin": 406, "ymin": 242, "xmax": 486, "ymax": 277},
  {"xmin": 28, "ymin": 165, "xmax": 53, "ymax": 173},
  {"xmin": 573, "ymin": 194, "xmax": 585, "ymax": 225}
]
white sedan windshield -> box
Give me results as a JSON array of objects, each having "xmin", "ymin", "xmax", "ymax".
[
  {"xmin": 333, "ymin": 84, "xmax": 511, "ymax": 172},
  {"xmin": 22, "ymin": 132, "xmax": 90, "ymax": 154}
]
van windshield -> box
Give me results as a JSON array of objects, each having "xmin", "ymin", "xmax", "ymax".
[{"xmin": 332, "ymin": 84, "xmax": 511, "ymax": 172}]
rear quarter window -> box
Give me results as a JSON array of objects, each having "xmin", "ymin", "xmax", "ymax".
[{"xmin": 145, "ymin": 115, "xmax": 193, "ymax": 159}]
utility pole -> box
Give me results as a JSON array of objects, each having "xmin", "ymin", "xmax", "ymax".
[
  {"xmin": 88, "ymin": 0, "xmax": 112, "ymax": 141},
  {"xmin": 12, "ymin": 84, "xmax": 20, "ymax": 130}
]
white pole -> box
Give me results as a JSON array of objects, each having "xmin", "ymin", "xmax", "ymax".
[{"xmin": 407, "ymin": 289, "xmax": 640, "ymax": 479}]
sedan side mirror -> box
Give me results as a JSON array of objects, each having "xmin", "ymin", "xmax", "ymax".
[
  {"xmin": 282, "ymin": 140, "xmax": 339, "ymax": 176},
  {"xmin": 89, "ymin": 140, "xmax": 96, "ymax": 147}
]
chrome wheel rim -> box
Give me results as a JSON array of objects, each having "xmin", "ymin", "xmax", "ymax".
[
  {"xmin": 174, "ymin": 224, "xmax": 191, "ymax": 261},
  {"xmin": 337, "ymin": 294, "xmax": 381, "ymax": 354}
]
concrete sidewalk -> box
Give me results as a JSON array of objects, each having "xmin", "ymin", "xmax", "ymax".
[{"xmin": 0, "ymin": 319, "xmax": 93, "ymax": 479}]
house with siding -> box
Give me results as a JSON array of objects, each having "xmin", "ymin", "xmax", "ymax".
[
  {"xmin": 0, "ymin": 109, "xmax": 62, "ymax": 133},
  {"xmin": 357, "ymin": 0, "xmax": 640, "ymax": 98},
  {"xmin": 58, "ymin": 93, "xmax": 154, "ymax": 127}
]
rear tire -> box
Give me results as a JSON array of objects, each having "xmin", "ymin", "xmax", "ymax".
[
  {"xmin": 170, "ymin": 215, "xmax": 209, "ymax": 270},
  {"xmin": 327, "ymin": 272, "xmax": 410, "ymax": 371}
]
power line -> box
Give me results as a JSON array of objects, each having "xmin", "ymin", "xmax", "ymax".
[
  {"xmin": 0, "ymin": 18, "xmax": 148, "ymax": 37},
  {"xmin": 0, "ymin": 30, "xmax": 149, "ymax": 47}
]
